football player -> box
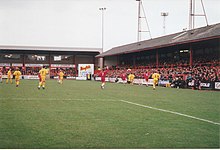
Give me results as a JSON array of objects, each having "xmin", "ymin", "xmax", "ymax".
[
  {"xmin": 58, "ymin": 69, "xmax": 64, "ymax": 84},
  {"xmin": 13, "ymin": 67, "xmax": 22, "ymax": 87},
  {"xmin": 0, "ymin": 68, "xmax": 2, "ymax": 83},
  {"xmin": 6, "ymin": 68, "xmax": 13, "ymax": 84},
  {"xmin": 99, "ymin": 67, "xmax": 109, "ymax": 89},
  {"xmin": 38, "ymin": 66, "xmax": 48, "ymax": 89},
  {"xmin": 144, "ymin": 71, "xmax": 149, "ymax": 86},
  {"xmin": 152, "ymin": 70, "xmax": 160, "ymax": 90}
]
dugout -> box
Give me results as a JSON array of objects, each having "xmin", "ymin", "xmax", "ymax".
[
  {"xmin": 0, "ymin": 46, "xmax": 102, "ymax": 78},
  {"xmin": 96, "ymin": 23, "xmax": 220, "ymax": 68}
]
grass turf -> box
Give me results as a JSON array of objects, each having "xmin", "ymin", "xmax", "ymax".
[{"xmin": 0, "ymin": 79, "xmax": 219, "ymax": 148}]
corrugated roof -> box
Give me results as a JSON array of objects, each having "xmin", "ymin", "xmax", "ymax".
[
  {"xmin": 0, "ymin": 45, "xmax": 102, "ymax": 53},
  {"xmin": 96, "ymin": 23, "xmax": 220, "ymax": 58}
]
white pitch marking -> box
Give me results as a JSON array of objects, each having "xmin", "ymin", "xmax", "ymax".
[
  {"xmin": 119, "ymin": 99, "xmax": 220, "ymax": 126},
  {"xmin": 0, "ymin": 97, "xmax": 118, "ymax": 102},
  {"xmin": 1, "ymin": 97, "xmax": 219, "ymax": 126}
]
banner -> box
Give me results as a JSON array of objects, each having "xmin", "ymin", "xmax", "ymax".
[
  {"xmin": 215, "ymin": 82, "xmax": 220, "ymax": 90},
  {"xmin": 159, "ymin": 80, "xmax": 170, "ymax": 86},
  {"xmin": 2, "ymin": 75, "xmax": 10, "ymax": 79},
  {"xmin": 23, "ymin": 75, "xmax": 39, "ymax": 80},
  {"xmin": 76, "ymin": 77, "xmax": 87, "ymax": 80},
  {"xmin": 78, "ymin": 64, "xmax": 94, "ymax": 77},
  {"xmin": 0, "ymin": 63, "xmax": 10, "ymax": 67},
  {"xmin": 200, "ymin": 82, "xmax": 211, "ymax": 88},
  {"xmin": 188, "ymin": 80, "xmax": 194, "ymax": 87},
  {"xmin": 25, "ymin": 64, "xmax": 43, "ymax": 67},
  {"xmin": 12, "ymin": 63, "xmax": 23, "ymax": 67},
  {"xmin": 66, "ymin": 76, "xmax": 76, "ymax": 80},
  {"xmin": 51, "ymin": 64, "xmax": 75, "ymax": 68},
  {"xmin": 25, "ymin": 64, "xmax": 49, "ymax": 67},
  {"xmin": 95, "ymin": 77, "xmax": 153, "ymax": 85}
]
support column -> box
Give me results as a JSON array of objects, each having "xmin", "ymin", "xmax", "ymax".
[
  {"xmin": 189, "ymin": 44, "xmax": 193, "ymax": 67},
  {"xmin": 73, "ymin": 54, "xmax": 77, "ymax": 76},
  {"xmin": 22, "ymin": 54, "xmax": 25, "ymax": 67},
  {"xmin": 117, "ymin": 55, "xmax": 119, "ymax": 67},
  {"xmin": 156, "ymin": 49, "xmax": 159, "ymax": 68},
  {"xmin": 23, "ymin": 54, "xmax": 25, "ymax": 75},
  {"xmin": 73, "ymin": 54, "xmax": 75, "ymax": 66},
  {"xmin": 133, "ymin": 55, "xmax": 136, "ymax": 67},
  {"xmin": 49, "ymin": 53, "xmax": 51, "ymax": 68},
  {"xmin": 48, "ymin": 53, "xmax": 51, "ymax": 78},
  {"xmin": 102, "ymin": 57, "xmax": 105, "ymax": 68}
]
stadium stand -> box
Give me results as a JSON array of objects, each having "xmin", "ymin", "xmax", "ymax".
[
  {"xmin": 0, "ymin": 46, "xmax": 102, "ymax": 79},
  {"xmin": 95, "ymin": 23, "xmax": 220, "ymax": 90}
]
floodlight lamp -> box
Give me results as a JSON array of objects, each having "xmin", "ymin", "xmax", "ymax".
[
  {"xmin": 99, "ymin": 8, "xmax": 106, "ymax": 10},
  {"xmin": 161, "ymin": 12, "xmax": 169, "ymax": 16}
]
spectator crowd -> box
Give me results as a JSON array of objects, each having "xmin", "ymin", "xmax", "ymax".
[{"xmin": 94, "ymin": 57, "xmax": 219, "ymax": 89}]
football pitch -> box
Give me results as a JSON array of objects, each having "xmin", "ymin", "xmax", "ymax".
[{"xmin": 0, "ymin": 80, "xmax": 219, "ymax": 148}]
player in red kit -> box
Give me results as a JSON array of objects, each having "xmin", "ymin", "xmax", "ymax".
[
  {"xmin": 99, "ymin": 67, "xmax": 108, "ymax": 89},
  {"xmin": 144, "ymin": 71, "xmax": 149, "ymax": 86},
  {"xmin": 0, "ymin": 68, "xmax": 2, "ymax": 83},
  {"xmin": 120, "ymin": 72, "xmax": 127, "ymax": 84},
  {"xmin": 38, "ymin": 72, "xmax": 42, "ymax": 83}
]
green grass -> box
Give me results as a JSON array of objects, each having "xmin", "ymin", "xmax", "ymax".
[{"xmin": 0, "ymin": 79, "xmax": 219, "ymax": 148}]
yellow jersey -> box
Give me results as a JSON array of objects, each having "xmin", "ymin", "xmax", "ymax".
[
  {"xmin": 59, "ymin": 71, "xmax": 64, "ymax": 78},
  {"xmin": 128, "ymin": 74, "xmax": 135, "ymax": 81},
  {"xmin": 7, "ymin": 70, "xmax": 12, "ymax": 77},
  {"xmin": 152, "ymin": 73, "xmax": 160, "ymax": 80},
  {"xmin": 39, "ymin": 68, "xmax": 48, "ymax": 77},
  {"xmin": 13, "ymin": 71, "xmax": 21, "ymax": 79}
]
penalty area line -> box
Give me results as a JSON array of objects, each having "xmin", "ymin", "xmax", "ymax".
[{"xmin": 119, "ymin": 99, "xmax": 220, "ymax": 126}]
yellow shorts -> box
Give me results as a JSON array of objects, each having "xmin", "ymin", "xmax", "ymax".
[
  {"xmin": 153, "ymin": 79, "xmax": 158, "ymax": 85},
  {"xmin": 41, "ymin": 76, "xmax": 46, "ymax": 82}
]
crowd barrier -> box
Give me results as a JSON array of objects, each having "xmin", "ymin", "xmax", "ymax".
[
  {"xmin": 95, "ymin": 77, "xmax": 220, "ymax": 90},
  {"xmin": 1, "ymin": 75, "xmax": 219, "ymax": 90}
]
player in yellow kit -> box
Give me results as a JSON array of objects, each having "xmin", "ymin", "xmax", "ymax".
[
  {"xmin": 58, "ymin": 69, "xmax": 64, "ymax": 84},
  {"xmin": 6, "ymin": 68, "xmax": 13, "ymax": 84},
  {"xmin": 152, "ymin": 71, "xmax": 160, "ymax": 90},
  {"xmin": 128, "ymin": 73, "xmax": 135, "ymax": 85},
  {"xmin": 38, "ymin": 66, "xmax": 48, "ymax": 89},
  {"xmin": 13, "ymin": 68, "xmax": 22, "ymax": 87}
]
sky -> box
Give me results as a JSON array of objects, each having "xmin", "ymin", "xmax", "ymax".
[{"xmin": 0, "ymin": 0, "xmax": 219, "ymax": 52}]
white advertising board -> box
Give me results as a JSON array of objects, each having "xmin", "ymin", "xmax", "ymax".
[
  {"xmin": 25, "ymin": 64, "xmax": 43, "ymax": 67},
  {"xmin": 23, "ymin": 75, "xmax": 39, "ymax": 80},
  {"xmin": 78, "ymin": 64, "xmax": 94, "ymax": 77},
  {"xmin": 51, "ymin": 64, "xmax": 75, "ymax": 68},
  {"xmin": 95, "ymin": 77, "xmax": 153, "ymax": 85},
  {"xmin": 12, "ymin": 63, "xmax": 23, "ymax": 67},
  {"xmin": 200, "ymin": 82, "xmax": 211, "ymax": 88},
  {"xmin": 215, "ymin": 82, "xmax": 220, "ymax": 90},
  {"xmin": 0, "ymin": 63, "xmax": 10, "ymax": 67},
  {"xmin": 76, "ymin": 77, "xmax": 87, "ymax": 80}
]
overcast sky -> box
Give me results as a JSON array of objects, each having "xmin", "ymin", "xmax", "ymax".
[{"xmin": 0, "ymin": 0, "xmax": 219, "ymax": 52}]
